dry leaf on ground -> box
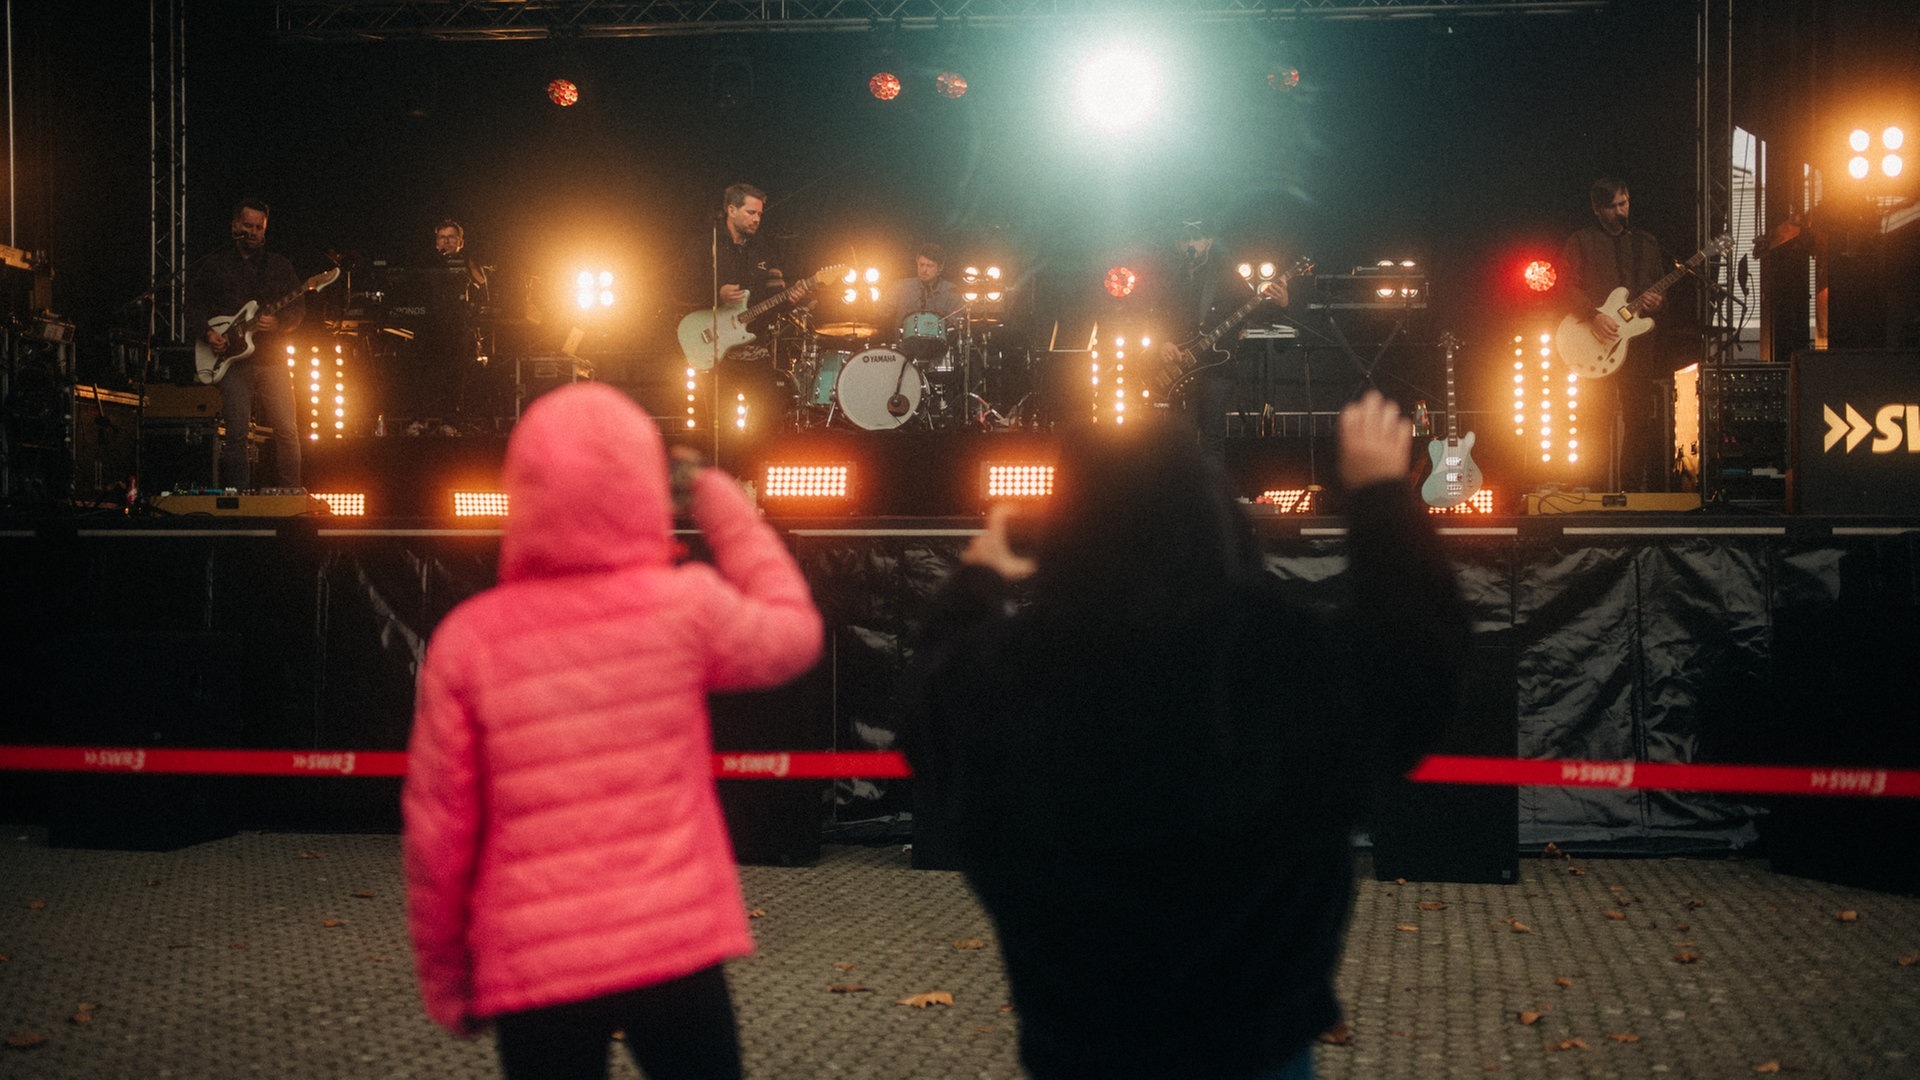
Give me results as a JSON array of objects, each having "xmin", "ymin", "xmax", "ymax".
[
  {"xmin": 1898, "ymin": 955, "xmax": 1918, "ymax": 967},
  {"xmin": 1508, "ymin": 920, "xmax": 1533, "ymax": 934},
  {"xmin": 1673, "ymin": 951, "xmax": 1702, "ymax": 964},
  {"xmin": 746, "ymin": 908, "xmax": 766, "ymax": 918},
  {"xmin": 1754, "ymin": 1061, "xmax": 1781, "ymax": 1074},
  {"xmin": 321, "ymin": 919, "xmax": 346, "ymax": 928},
  {"xmin": 1608, "ymin": 1032, "xmax": 1640, "ymax": 1043},
  {"xmin": 1836, "ymin": 910, "xmax": 1859, "ymax": 922},
  {"xmin": 1319, "ymin": 1022, "xmax": 1353, "ymax": 1045},
  {"xmin": 26, "ymin": 901, "xmax": 45, "ymax": 910},
  {"xmin": 6, "ymin": 1032, "xmax": 48, "ymax": 1049},
  {"xmin": 953, "ymin": 939, "xmax": 986, "ymax": 950},
  {"xmin": 1416, "ymin": 901, "xmax": 1447, "ymax": 911},
  {"xmin": 297, "ymin": 851, "xmax": 323, "ymax": 859},
  {"xmin": 1604, "ymin": 910, "xmax": 1627, "ymax": 921},
  {"xmin": 1550, "ymin": 1038, "xmax": 1589, "ymax": 1051},
  {"xmin": 827, "ymin": 985, "xmax": 871, "ymax": 994},
  {"xmin": 832, "ymin": 962, "xmax": 856, "ymax": 971},
  {"xmin": 1554, "ymin": 977, "xmax": 1574, "ymax": 988},
  {"xmin": 1395, "ymin": 925, "xmax": 1420, "ymax": 933},
  {"xmin": 897, "ymin": 991, "xmax": 954, "ymax": 1009},
  {"xmin": 352, "ymin": 892, "xmax": 374, "ymax": 899},
  {"xmin": 1518, "ymin": 1011, "xmax": 1544, "ymax": 1026}
]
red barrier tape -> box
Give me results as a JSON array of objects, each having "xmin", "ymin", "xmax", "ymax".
[{"xmin": 0, "ymin": 746, "xmax": 1913, "ymax": 797}]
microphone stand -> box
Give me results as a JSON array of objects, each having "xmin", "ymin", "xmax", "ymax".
[{"xmin": 710, "ymin": 223, "xmax": 721, "ymax": 466}]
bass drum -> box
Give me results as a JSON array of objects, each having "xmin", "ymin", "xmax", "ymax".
[{"xmin": 836, "ymin": 348, "xmax": 927, "ymax": 430}]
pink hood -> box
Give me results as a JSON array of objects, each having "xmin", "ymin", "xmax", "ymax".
[{"xmin": 499, "ymin": 382, "xmax": 672, "ymax": 582}]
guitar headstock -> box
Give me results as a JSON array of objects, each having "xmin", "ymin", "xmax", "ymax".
[
  {"xmin": 1438, "ymin": 329, "xmax": 1462, "ymax": 354},
  {"xmin": 1710, "ymin": 234, "xmax": 1733, "ymax": 258}
]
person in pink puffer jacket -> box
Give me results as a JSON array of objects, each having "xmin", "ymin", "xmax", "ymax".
[{"xmin": 403, "ymin": 383, "xmax": 823, "ymax": 1080}]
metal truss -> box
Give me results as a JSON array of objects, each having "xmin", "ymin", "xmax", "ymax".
[
  {"xmin": 272, "ymin": 0, "xmax": 1606, "ymax": 42},
  {"xmin": 151, "ymin": 0, "xmax": 188, "ymax": 345}
]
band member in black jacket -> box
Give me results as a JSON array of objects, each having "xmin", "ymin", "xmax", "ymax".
[{"xmin": 184, "ymin": 197, "xmax": 306, "ymax": 489}]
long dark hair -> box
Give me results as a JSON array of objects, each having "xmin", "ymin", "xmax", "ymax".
[{"xmin": 1027, "ymin": 422, "xmax": 1258, "ymax": 627}]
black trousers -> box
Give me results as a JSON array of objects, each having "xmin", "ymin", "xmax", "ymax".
[{"xmin": 493, "ymin": 964, "xmax": 742, "ymax": 1080}]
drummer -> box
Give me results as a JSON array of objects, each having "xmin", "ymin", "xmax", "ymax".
[{"xmin": 880, "ymin": 243, "xmax": 963, "ymax": 362}]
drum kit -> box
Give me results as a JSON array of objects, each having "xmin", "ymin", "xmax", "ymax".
[{"xmin": 775, "ymin": 307, "xmax": 1037, "ymax": 432}]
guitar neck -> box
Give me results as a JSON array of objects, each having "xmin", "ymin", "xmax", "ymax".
[
  {"xmin": 1441, "ymin": 335, "xmax": 1460, "ymax": 439},
  {"xmin": 1628, "ymin": 241, "xmax": 1717, "ymax": 315}
]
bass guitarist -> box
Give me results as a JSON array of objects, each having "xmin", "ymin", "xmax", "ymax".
[
  {"xmin": 1159, "ymin": 217, "xmax": 1288, "ymax": 468},
  {"xmin": 1558, "ymin": 178, "xmax": 1669, "ymax": 490},
  {"xmin": 184, "ymin": 197, "xmax": 306, "ymax": 490}
]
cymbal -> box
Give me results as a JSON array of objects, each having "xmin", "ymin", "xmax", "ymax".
[{"xmin": 814, "ymin": 321, "xmax": 877, "ymax": 340}]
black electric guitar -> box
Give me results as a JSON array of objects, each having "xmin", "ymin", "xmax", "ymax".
[
  {"xmin": 1421, "ymin": 331, "xmax": 1484, "ymax": 510},
  {"xmin": 1149, "ymin": 257, "xmax": 1313, "ymax": 397},
  {"xmin": 677, "ymin": 264, "xmax": 847, "ymax": 370},
  {"xmin": 1554, "ymin": 235, "xmax": 1730, "ymax": 379},
  {"xmin": 195, "ymin": 267, "xmax": 342, "ymax": 385}
]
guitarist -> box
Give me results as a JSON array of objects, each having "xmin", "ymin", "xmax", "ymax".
[
  {"xmin": 681, "ymin": 182, "xmax": 803, "ymax": 431},
  {"xmin": 1558, "ymin": 178, "xmax": 1669, "ymax": 490},
  {"xmin": 184, "ymin": 197, "xmax": 306, "ymax": 490},
  {"xmin": 1159, "ymin": 217, "xmax": 1288, "ymax": 467}
]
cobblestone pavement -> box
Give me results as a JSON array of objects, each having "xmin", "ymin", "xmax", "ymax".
[{"xmin": 1, "ymin": 829, "xmax": 1916, "ymax": 1079}]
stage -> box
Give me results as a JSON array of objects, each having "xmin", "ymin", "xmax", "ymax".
[{"xmin": 2, "ymin": 488, "xmax": 1917, "ymax": 885}]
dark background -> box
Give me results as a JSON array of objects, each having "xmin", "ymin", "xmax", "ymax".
[{"xmin": 4, "ymin": 1, "xmax": 1915, "ymax": 458}]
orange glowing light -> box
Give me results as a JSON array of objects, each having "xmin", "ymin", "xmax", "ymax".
[
  {"xmin": 935, "ymin": 71, "xmax": 969, "ymax": 99},
  {"xmin": 1267, "ymin": 67, "xmax": 1301, "ymax": 91},
  {"xmin": 547, "ymin": 79, "xmax": 579, "ymax": 107},
  {"xmin": 1524, "ymin": 260, "xmax": 1557, "ymax": 292},
  {"xmin": 1104, "ymin": 266, "xmax": 1137, "ymax": 298},
  {"xmin": 869, "ymin": 72, "xmax": 901, "ymax": 101}
]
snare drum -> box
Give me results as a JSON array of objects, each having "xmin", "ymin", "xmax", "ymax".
[
  {"xmin": 836, "ymin": 348, "xmax": 927, "ymax": 430},
  {"xmin": 898, "ymin": 310, "xmax": 950, "ymax": 365},
  {"xmin": 808, "ymin": 351, "xmax": 849, "ymax": 408}
]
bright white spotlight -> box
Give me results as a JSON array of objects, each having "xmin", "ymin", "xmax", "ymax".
[{"xmin": 1073, "ymin": 48, "xmax": 1162, "ymax": 133}]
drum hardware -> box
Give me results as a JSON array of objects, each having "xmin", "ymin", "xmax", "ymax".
[{"xmin": 815, "ymin": 321, "xmax": 878, "ymax": 341}]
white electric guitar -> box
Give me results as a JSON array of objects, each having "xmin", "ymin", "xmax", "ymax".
[
  {"xmin": 677, "ymin": 264, "xmax": 846, "ymax": 370},
  {"xmin": 195, "ymin": 267, "xmax": 341, "ymax": 385},
  {"xmin": 1554, "ymin": 235, "xmax": 1729, "ymax": 379}
]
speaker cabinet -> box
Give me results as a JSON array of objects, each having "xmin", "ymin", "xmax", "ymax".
[
  {"xmin": 1372, "ymin": 644, "xmax": 1519, "ymax": 884},
  {"xmin": 1790, "ymin": 349, "xmax": 1920, "ymax": 515}
]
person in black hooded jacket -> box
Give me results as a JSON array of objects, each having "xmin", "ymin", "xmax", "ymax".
[{"xmin": 905, "ymin": 390, "xmax": 1469, "ymax": 1080}]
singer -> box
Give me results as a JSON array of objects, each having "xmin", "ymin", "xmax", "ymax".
[{"xmin": 183, "ymin": 197, "xmax": 306, "ymax": 490}]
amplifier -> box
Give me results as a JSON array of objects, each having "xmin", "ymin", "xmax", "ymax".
[
  {"xmin": 145, "ymin": 383, "xmax": 221, "ymax": 419},
  {"xmin": 149, "ymin": 492, "xmax": 330, "ymax": 517},
  {"xmin": 1687, "ymin": 362, "xmax": 1790, "ymax": 507},
  {"xmin": 1792, "ymin": 349, "xmax": 1920, "ymax": 514}
]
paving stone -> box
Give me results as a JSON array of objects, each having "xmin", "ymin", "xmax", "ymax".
[{"xmin": 2, "ymin": 829, "xmax": 1916, "ymax": 1079}]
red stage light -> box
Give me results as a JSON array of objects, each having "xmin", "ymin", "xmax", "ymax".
[
  {"xmin": 1524, "ymin": 260, "xmax": 1557, "ymax": 292},
  {"xmin": 547, "ymin": 79, "xmax": 580, "ymax": 107},
  {"xmin": 1104, "ymin": 266, "xmax": 1137, "ymax": 298},
  {"xmin": 869, "ymin": 72, "xmax": 901, "ymax": 101},
  {"xmin": 935, "ymin": 71, "xmax": 969, "ymax": 99}
]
